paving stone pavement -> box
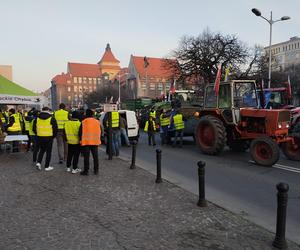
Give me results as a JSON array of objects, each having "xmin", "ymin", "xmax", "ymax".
[{"xmin": 0, "ymin": 147, "xmax": 299, "ymax": 250}]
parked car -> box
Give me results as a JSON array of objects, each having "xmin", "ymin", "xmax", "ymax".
[{"xmin": 100, "ymin": 110, "xmax": 139, "ymax": 143}]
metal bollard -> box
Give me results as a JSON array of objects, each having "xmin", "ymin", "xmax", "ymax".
[
  {"xmin": 155, "ymin": 149, "xmax": 162, "ymax": 183},
  {"xmin": 130, "ymin": 141, "xmax": 137, "ymax": 169},
  {"xmin": 197, "ymin": 161, "xmax": 207, "ymax": 207},
  {"xmin": 273, "ymin": 182, "xmax": 289, "ymax": 250}
]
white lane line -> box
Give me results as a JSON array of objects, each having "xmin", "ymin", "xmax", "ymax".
[{"xmin": 249, "ymin": 160, "xmax": 300, "ymax": 174}]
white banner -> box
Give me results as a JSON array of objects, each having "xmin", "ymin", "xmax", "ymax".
[{"xmin": 0, "ymin": 94, "xmax": 41, "ymax": 105}]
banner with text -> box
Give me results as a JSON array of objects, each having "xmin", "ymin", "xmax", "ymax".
[{"xmin": 0, "ymin": 94, "xmax": 41, "ymax": 105}]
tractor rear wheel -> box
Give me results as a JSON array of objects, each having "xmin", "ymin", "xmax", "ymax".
[
  {"xmin": 281, "ymin": 137, "xmax": 300, "ymax": 161},
  {"xmin": 250, "ymin": 137, "xmax": 280, "ymax": 166},
  {"xmin": 195, "ymin": 115, "xmax": 226, "ymax": 155}
]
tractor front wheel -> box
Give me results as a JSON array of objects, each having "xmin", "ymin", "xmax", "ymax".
[
  {"xmin": 195, "ymin": 115, "xmax": 226, "ymax": 155},
  {"xmin": 250, "ymin": 137, "xmax": 280, "ymax": 166},
  {"xmin": 281, "ymin": 137, "xmax": 300, "ymax": 161}
]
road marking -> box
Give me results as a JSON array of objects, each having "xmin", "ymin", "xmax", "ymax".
[{"xmin": 249, "ymin": 160, "xmax": 300, "ymax": 174}]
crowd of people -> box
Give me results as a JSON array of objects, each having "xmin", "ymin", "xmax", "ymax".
[
  {"xmin": 144, "ymin": 106, "xmax": 185, "ymax": 148},
  {"xmin": 0, "ymin": 101, "xmax": 187, "ymax": 175},
  {"xmin": 0, "ymin": 103, "xmax": 129, "ymax": 175}
]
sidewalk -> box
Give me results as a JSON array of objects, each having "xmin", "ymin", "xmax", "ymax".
[{"xmin": 0, "ymin": 148, "xmax": 299, "ymax": 250}]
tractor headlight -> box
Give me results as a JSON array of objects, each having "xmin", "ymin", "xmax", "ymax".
[
  {"xmin": 286, "ymin": 123, "xmax": 290, "ymax": 128},
  {"xmin": 278, "ymin": 124, "xmax": 282, "ymax": 129}
]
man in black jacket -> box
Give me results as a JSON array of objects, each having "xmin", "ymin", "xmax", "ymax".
[{"xmin": 33, "ymin": 107, "xmax": 58, "ymax": 171}]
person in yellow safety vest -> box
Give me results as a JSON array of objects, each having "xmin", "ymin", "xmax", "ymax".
[
  {"xmin": 54, "ymin": 103, "xmax": 69, "ymax": 164},
  {"xmin": 171, "ymin": 112, "xmax": 185, "ymax": 148},
  {"xmin": 0, "ymin": 108, "xmax": 7, "ymax": 125},
  {"xmin": 29, "ymin": 110, "xmax": 39, "ymax": 164},
  {"xmin": 24, "ymin": 110, "xmax": 33, "ymax": 151},
  {"xmin": 144, "ymin": 116, "xmax": 156, "ymax": 146},
  {"xmin": 79, "ymin": 109, "xmax": 101, "ymax": 175},
  {"xmin": 64, "ymin": 111, "xmax": 81, "ymax": 174},
  {"xmin": 103, "ymin": 111, "xmax": 120, "ymax": 157},
  {"xmin": 6, "ymin": 108, "xmax": 22, "ymax": 152},
  {"xmin": 33, "ymin": 107, "xmax": 58, "ymax": 171},
  {"xmin": 149, "ymin": 109, "xmax": 156, "ymax": 119},
  {"xmin": 159, "ymin": 109, "xmax": 170, "ymax": 145}
]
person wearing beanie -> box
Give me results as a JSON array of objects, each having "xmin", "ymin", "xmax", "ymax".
[{"xmin": 64, "ymin": 111, "xmax": 81, "ymax": 174}]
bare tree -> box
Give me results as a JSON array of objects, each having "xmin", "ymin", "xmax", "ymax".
[{"xmin": 164, "ymin": 29, "xmax": 249, "ymax": 88}]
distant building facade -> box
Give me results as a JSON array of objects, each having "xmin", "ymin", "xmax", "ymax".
[
  {"xmin": 50, "ymin": 44, "xmax": 120, "ymax": 109},
  {"xmin": 0, "ymin": 65, "xmax": 13, "ymax": 81},
  {"xmin": 264, "ymin": 36, "xmax": 300, "ymax": 71},
  {"xmin": 126, "ymin": 56, "xmax": 175, "ymax": 99}
]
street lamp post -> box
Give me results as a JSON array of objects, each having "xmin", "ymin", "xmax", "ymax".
[
  {"xmin": 251, "ymin": 8, "xmax": 290, "ymax": 89},
  {"xmin": 118, "ymin": 74, "xmax": 121, "ymax": 105}
]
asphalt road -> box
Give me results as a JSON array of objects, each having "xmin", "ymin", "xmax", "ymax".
[{"xmin": 113, "ymin": 131, "xmax": 300, "ymax": 244}]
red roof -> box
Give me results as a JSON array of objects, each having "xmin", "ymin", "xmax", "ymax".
[
  {"xmin": 132, "ymin": 56, "xmax": 175, "ymax": 78},
  {"xmin": 68, "ymin": 62, "xmax": 101, "ymax": 77},
  {"xmin": 51, "ymin": 73, "xmax": 71, "ymax": 85},
  {"xmin": 98, "ymin": 44, "xmax": 120, "ymax": 64}
]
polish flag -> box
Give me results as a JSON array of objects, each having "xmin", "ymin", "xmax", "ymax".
[{"xmin": 214, "ymin": 64, "xmax": 222, "ymax": 95}]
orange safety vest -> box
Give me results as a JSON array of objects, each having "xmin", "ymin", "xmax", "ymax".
[{"xmin": 81, "ymin": 117, "xmax": 101, "ymax": 146}]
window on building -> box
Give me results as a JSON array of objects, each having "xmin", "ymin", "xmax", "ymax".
[
  {"xmin": 79, "ymin": 86, "xmax": 82, "ymax": 92},
  {"xmin": 141, "ymin": 83, "xmax": 147, "ymax": 90},
  {"xmin": 68, "ymin": 96, "xmax": 71, "ymax": 101},
  {"xmin": 94, "ymin": 86, "xmax": 97, "ymax": 90},
  {"xmin": 88, "ymin": 78, "xmax": 92, "ymax": 84},
  {"xmin": 165, "ymin": 83, "xmax": 170, "ymax": 90},
  {"xmin": 74, "ymin": 86, "xmax": 77, "ymax": 92},
  {"xmin": 93, "ymin": 78, "xmax": 96, "ymax": 84},
  {"xmin": 67, "ymin": 87, "xmax": 71, "ymax": 92},
  {"xmin": 67, "ymin": 80, "xmax": 71, "ymax": 84},
  {"xmin": 74, "ymin": 77, "xmax": 77, "ymax": 83},
  {"xmin": 79, "ymin": 94, "xmax": 82, "ymax": 98},
  {"xmin": 150, "ymin": 83, "xmax": 155, "ymax": 90},
  {"xmin": 78, "ymin": 77, "xmax": 82, "ymax": 83},
  {"xmin": 158, "ymin": 83, "xmax": 163, "ymax": 90}
]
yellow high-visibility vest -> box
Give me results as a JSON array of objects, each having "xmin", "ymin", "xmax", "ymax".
[
  {"xmin": 160, "ymin": 114, "xmax": 170, "ymax": 126},
  {"xmin": 24, "ymin": 119, "xmax": 30, "ymax": 131},
  {"xmin": 36, "ymin": 118, "xmax": 53, "ymax": 137},
  {"xmin": 112, "ymin": 111, "xmax": 119, "ymax": 128},
  {"xmin": 173, "ymin": 114, "xmax": 185, "ymax": 130},
  {"xmin": 54, "ymin": 109, "xmax": 69, "ymax": 129},
  {"xmin": 29, "ymin": 119, "xmax": 35, "ymax": 136},
  {"xmin": 149, "ymin": 111, "xmax": 156, "ymax": 119},
  {"xmin": 64, "ymin": 120, "xmax": 81, "ymax": 145},
  {"xmin": 7, "ymin": 114, "xmax": 22, "ymax": 132},
  {"xmin": 144, "ymin": 120, "xmax": 156, "ymax": 132}
]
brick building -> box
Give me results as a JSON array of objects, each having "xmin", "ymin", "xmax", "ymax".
[
  {"xmin": 126, "ymin": 55, "xmax": 175, "ymax": 99},
  {"xmin": 50, "ymin": 44, "xmax": 121, "ymax": 109}
]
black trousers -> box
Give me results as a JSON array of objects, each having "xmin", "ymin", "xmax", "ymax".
[
  {"xmin": 25, "ymin": 131, "xmax": 31, "ymax": 151},
  {"xmin": 37, "ymin": 137, "xmax": 53, "ymax": 168},
  {"xmin": 82, "ymin": 145, "xmax": 99, "ymax": 173},
  {"xmin": 66, "ymin": 144, "xmax": 81, "ymax": 169},
  {"xmin": 31, "ymin": 135, "xmax": 39, "ymax": 162}
]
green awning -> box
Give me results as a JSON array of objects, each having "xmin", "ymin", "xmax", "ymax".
[{"xmin": 0, "ymin": 75, "xmax": 36, "ymax": 96}]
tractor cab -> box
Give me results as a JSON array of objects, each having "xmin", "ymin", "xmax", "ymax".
[{"xmin": 203, "ymin": 80, "xmax": 258, "ymax": 125}]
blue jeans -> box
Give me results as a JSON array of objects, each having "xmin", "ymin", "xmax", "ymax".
[
  {"xmin": 112, "ymin": 130, "xmax": 120, "ymax": 156},
  {"xmin": 173, "ymin": 129, "xmax": 183, "ymax": 147},
  {"xmin": 119, "ymin": 128, "xmax": 130, "ymax": 146}
]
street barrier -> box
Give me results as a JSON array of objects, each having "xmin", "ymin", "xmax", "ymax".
[
  {"xmin": 130, "ymin": 140, "xmax": 137, "ymax": 169},
  {"xmin": 155, "ymin": 149, "xmax": 162, "ymax": 183},
  {"xmin": 197, "ymin": 161, "xmax": 207, "ymax": 207},
  {"xmin": 273, "ymin": 182, "xmax": 289, "ymax": 250}
]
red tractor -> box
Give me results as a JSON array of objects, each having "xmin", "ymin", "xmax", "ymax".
[{"xmin": 194, "ymin": 80, "xmax": 300, "ymax": 166}]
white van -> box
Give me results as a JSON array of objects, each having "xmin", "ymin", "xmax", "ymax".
[{"xmin": 100, "ymin": 110, "xmax": 139, "ymax": 142}]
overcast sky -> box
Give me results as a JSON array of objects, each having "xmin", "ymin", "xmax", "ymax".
[{"xmin": 1, "ymin": 0, "xmax": 299, "ymax": 92}]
